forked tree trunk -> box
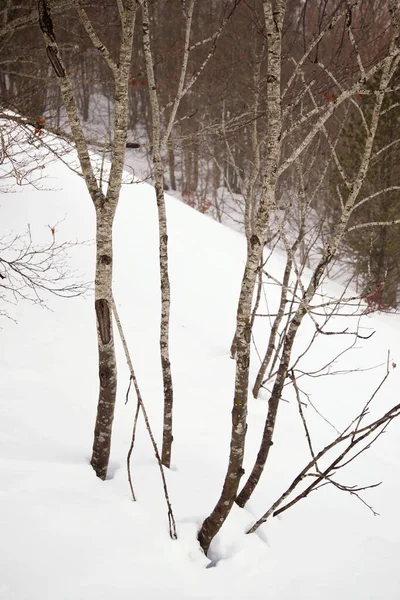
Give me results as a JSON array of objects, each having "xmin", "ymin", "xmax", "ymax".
[
  {"xmin": 237, "ymin": 59, "xmax": 393, "ymax": 504},
  {"xmin": 39, "ymin": 0, "xmax": 136, "ymax": 479},
  {"xmin": 198, "ymin": 234, "xmax": 265, "ymax": 555},
  {"xmin": 198, "ymin": 0, "xmax": 286, "ymax": 554},
  {"xmin": 235, "ymin": 302, "xmax": 306, "ymax": 506}
]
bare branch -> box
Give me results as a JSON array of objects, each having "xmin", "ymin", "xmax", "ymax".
[
  {"xmin": 347, "ymin": 218, "xmax": 400, "ymax": 232},
  {"xmin": 247, "ymin": 364, "xmax": 396, "ymax": 534},
  {"xmin": 111, "ymin": 296, "xmax": 177, "ymax": 540},
  {"xmin": 72, "ymin": 0, "xmax": 118, "ymax": 75}
]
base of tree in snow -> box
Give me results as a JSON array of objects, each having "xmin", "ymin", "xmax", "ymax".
[{"xmin": 2, "ymin": 144, "xmax": 400, "ymax": 599}]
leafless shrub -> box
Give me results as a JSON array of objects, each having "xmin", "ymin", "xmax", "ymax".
[{"xmin": 0, "ymin": 225, "xmax": 90, "ymax": 320}]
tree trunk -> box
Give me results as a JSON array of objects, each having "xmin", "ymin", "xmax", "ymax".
[
  {"xmin": 168, "ymin": 146, "xmax": 176, "ymax": 191},
  {"xmin": 252, "ymin": 254, "xmax": 294, "ymax": 398},
  {"xmin": 236, "ymin": 306, "xmax": 303, "ymax": 506},
  {"xmin": 198, "ymin": 0, "xmax": 286, "ymax": 554},
  {"xmin": 156, "ymin": 168, "xmax": 174, "ymax": 468},
  {"xmin": 38, "ymin": 0, "xmax": 136, "ymax": 480},
  {"xmin": 198, "ymin": 234, "xmax": 263, "ymax": 555},
  {"xmin": 90, "ymin": 203, "xmax": 118, "ymax": 479},
  {"xmin": 142, "ymin": 1, "xmax": 174, "ymax": 468}
]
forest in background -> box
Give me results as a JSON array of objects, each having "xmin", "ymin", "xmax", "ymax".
[
  {"xmin": 2, "ymin": 0, "xmax": 400, "ymax": 307},
  {"xmin": 2, "ymin": 0, "xmax": 400, "ymax": 556}
]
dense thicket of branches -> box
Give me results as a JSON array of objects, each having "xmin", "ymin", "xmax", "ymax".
[
  {"xmin": 2, "ymin": 3, "xmax": 398, "ymax": 301},
  {"xmin": 333, "ymin": 69, "xmax": 400, "ymax": 307},
  {"xmin": 2, "ymin": 0, "xmax": 400, "ymax": 556}
]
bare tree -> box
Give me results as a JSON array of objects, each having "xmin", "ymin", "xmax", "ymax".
[
  {"xmin": 138, "ymin": 0, "xmax": 240, "ymax": 467},
  {"xmin": 0, "ymin": 118, "xmax": 88, "ymax": 318},
  {"xmin": 247, "ymin": 360, "xmax": 398, "ymax": 533},
  {"xmin": 4, "ymin": 0, "xmax": 400, "ymax": 557},
  {"xmin": 37, "ymin": 0, "xmax": 137, "ymax": 480},
  {"xmin": 0, "ymin": 226, "xmax": 88, "ymax": 319},
  {"xmin": 198, "ymin": 0, "xmax": 400, "ymax": 555}
]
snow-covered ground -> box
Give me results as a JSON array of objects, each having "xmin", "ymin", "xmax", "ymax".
[{"xmin": 1, "ymin": 127, "xmax": 400, "ymax": 599}]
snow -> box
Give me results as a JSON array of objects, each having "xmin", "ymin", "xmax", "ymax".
[{"xmin": 2, "ymin": 127, "xmax": 400, "ymax": 599}]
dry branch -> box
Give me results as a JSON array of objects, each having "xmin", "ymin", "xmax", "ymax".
[
  {"xmin": 247, "ymin": 361, "xmax": 395, "ymax": 534},
  {"xmin": 111, "ymin": 297, "xmax": 177, "ymax": 540}
]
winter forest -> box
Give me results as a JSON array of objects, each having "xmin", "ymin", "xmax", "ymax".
[{"xmin": 2, "ymin": 0, "xmax": 400, "ymax": 598}]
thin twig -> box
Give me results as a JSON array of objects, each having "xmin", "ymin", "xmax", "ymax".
[
  {"xmin": 290, "ymin": 370, "xmax": 315, "ymax": 460},
  {"xmin": 126, "ymin": 376, "xmax": 140, "ymax": 501},
  {"xmin": 111, "ymin": 296, "xmax": 177, "ymax": 539}
]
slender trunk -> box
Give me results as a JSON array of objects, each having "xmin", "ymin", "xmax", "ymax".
[
  {"xmin": 244, "ymin": 60, "xmax": 262, "ymax": 242},
  {"xmin": 252, "ymin": 254, "xmax": 293, "ymax": 398},
  {"xmin": 80, "ymin": 55, "xmax": 90, "ymax": 122},
  {"xmin": 91, "ymin": 203, "xmax": 117, "ymax": 479},
  {"xmin": 198, "ymin": 234, "xmax": 263, "ymax": 555},
  {"xmin": 236, "ymin": 302, "xmax": 304, "ymax": 506},
  {"xmin": 38, "ymin": 0, "xmax": 136, "ymax": 479},
  {"xmin": 183, "ymin": 146, "xmax": 192, "ymax": 195},
  {"xmin": 155, "ymin": 165, "xmax": 174, "ymax": 468},
  {"xmin": 142, "ymin": 1, "xmax": 174, "ymax": 467},
  {"xmin": 168, "ymin": 146, "xmax": 176, "ymax": 191},
  {"xmin": 198, "ymin": 0, "xmax": 285, "ymax": 555},
  {"xmin": 192, "ymin": 145, "xmax": 199, "ymax": 192}
]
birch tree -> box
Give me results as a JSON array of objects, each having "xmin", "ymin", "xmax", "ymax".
[
  {"xmin": 140, "ymin": 0, "xmax": 174, "ymax": 468},
  {"xmin": 198, "ymin": 0, "xmax": 400, "ymax": 555},
  {"xmin": 38, "ymin": 0, "xmax": 137, "ymax": 480},
  {"xmin": 138, "ymin": 0, "xmax": 240, "ymax": 467},
  {"xmin": 198, "ymin": 0, "xmax": 286, "ymax": 554}
]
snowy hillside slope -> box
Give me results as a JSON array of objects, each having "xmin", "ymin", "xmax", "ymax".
[{"xmin": 1, "ymin": 132, "xmax": 400, "ymax": 599}]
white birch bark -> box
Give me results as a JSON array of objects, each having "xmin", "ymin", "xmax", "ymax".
[
  {"xmin": 236, "ymin": 33, "xmax": 400, "ymax": 508},
  {"xmin": 139, "ymin": 0, "xmax": 240, "ymax": 467},
  {"xmin": 198, "ymin": 0, "xmax": 286, "ymax": 555},
  {"xmin": 38, "ymin": 0, "xmax": 137, "ymax": 480},
  {"xmin": 199, "ymin": 0, "xmax": 400, "ymax": 553},
  {"xmin": 141, "ymin": 0, "xmax": 174, "ymax": 468}
]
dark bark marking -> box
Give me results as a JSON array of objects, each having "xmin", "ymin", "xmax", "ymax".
[
  {"xmin": 38, "ymin": 1, "xmax": 66, "ymax": 78},
  {"xmin": 95, "ymin": 299, "xmax": 111, "ymax": 344},
  {"xmin": 100, "ymin": 254, "xmax": 112, "ymax": 265},
  {"xmin": 99, "ymin": 367, "xmax": 110, "ymax": 388},
  {"xmin": 244, "ymin": 323, "xmax": 251, "ymax": 343},
  {"xmin": 38, "ymin": 0, "xmax": 56, "ymax": 41},
  {"xmin": 46, "ymin": 46, "xmax": 66, "ymax": 78},
  {"xmin": 241, "ymin": 354, "xmax": 250, "ymax": 368},
  {"xmin": 232, "ymin": 406, "xmax": 242, "ymax": 425},
  {"xmin": 161, "ymin": 355, "xmax": 170, "ymax": 369},
  {"xmin": 250, "ymin": 234, "xmax": 260, "ymax": 247}
]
